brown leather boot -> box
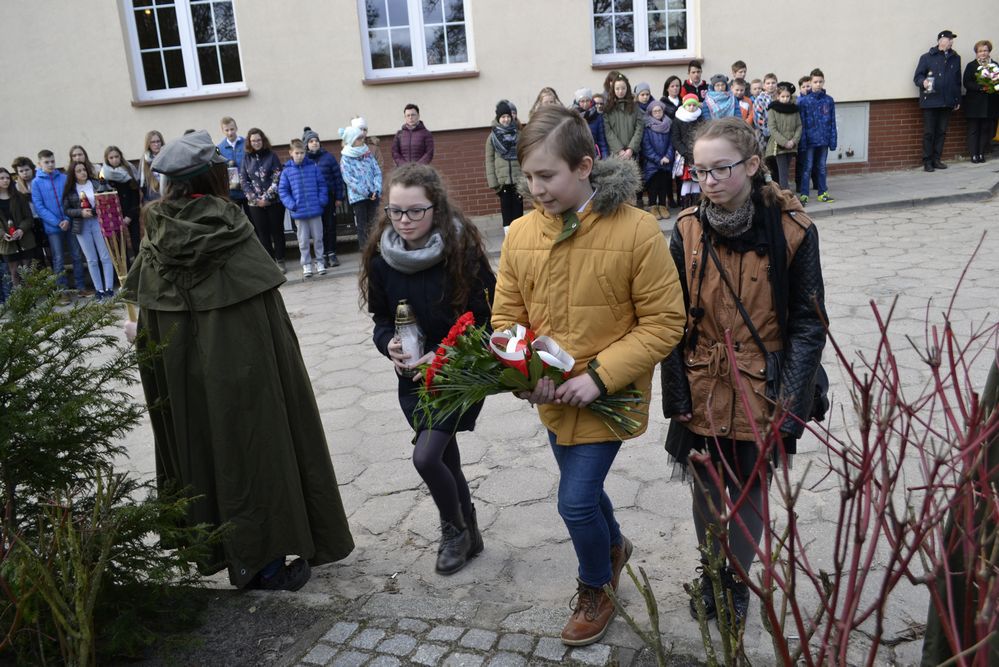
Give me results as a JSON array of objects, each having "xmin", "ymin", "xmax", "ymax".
[
  {"xmin": 560, "ymin": 579, "xmax": 617, "ymax": 646},
  {"xmin": 610, "ymin": 535, "xmax": 633, "ymax": 590}
]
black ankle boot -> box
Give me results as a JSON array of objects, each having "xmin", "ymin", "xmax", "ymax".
[
  {"xmin": 688, "ymin": 562, "xmax": 717, "ymax": 621},
  {"xmin": 719, "ymin": 567, "xmax": 750, "ymax": 626},
  {"xmin": 435, "ymin": 519, "xmax": 472, "ymax": 575},
  {"xmin": 464, "ymin": 505, "xmax": 483, "ymax": 557}
]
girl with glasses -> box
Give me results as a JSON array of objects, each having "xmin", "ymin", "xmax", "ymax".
[
  {"xmin": 359, "ymin": 163, "xmax": 495, "ymax": 576},
  {"xmin": 660, "ymin": 117, "xmax": 827, "ymax": 627}
]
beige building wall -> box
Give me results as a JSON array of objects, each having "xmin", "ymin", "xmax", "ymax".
[{"xmin": 1, "ymin": 0, "xmax": 993, "ymax": 162}]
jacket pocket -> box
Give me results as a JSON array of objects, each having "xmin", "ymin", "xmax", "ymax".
[{"xmin": 596, "ymin": 274, "xmax": 624, "ymax": 321}]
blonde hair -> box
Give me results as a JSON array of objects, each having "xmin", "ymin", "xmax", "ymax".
[{"xmin": 694, "ymin": 117, "xmax": 782, "ymax": 207}]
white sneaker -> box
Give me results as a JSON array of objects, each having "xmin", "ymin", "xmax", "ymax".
[
  {"xmin": 302, "ymin": 264, "xmax": 313, "ymax": 278},
  {"xmin": 317, "ymin": 259, "xmax": 327, "ymax": 275}
]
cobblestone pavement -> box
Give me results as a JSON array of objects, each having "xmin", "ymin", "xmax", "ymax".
[{"xmin": 119, "ymin": 192, "xmax": 998, "ymax": 666}]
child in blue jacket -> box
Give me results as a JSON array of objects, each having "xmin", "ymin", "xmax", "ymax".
[
  {"xmin": 641, "ymin": 100, "xmax": 674, "ymax": 220},
  {"xmin": 798, "ymin": 68, "xmax": 838, "ymax": 204},
  {"xmin": 279, "ymin": 139, "xmax": 329, "ymax": 278},
  {"xmin": 303, "ymin": 127, "xmax": 345, "ymax": 268}
]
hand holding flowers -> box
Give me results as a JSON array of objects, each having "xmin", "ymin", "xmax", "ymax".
[
  {"xmin": 417, "ymin": 313, "xmax": 646, "ymax": 436},
  {"xmin": 975, "ymin": 62, "xmax": 999, "ymax": 94}
]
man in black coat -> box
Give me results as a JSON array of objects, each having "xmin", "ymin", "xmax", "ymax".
[{"xmin": 913, "ymin": 30, "xmax": 963, "ymax": 171}]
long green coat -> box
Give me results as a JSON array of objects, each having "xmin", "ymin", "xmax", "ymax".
[{"xmin": 124, "ymin": 196, "xmax": 353, "ymax": 588}]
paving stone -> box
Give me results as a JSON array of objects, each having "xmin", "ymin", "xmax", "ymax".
[
  {"xmin": 412, "ymin": 643, "xmax": 448, "ymax": 666},
  {"xmin": 442, "ymin": 652, "xmax": 485, "ymax": 667},
  {"xmin": 322, "ymin": 621, "xmax": 360, "ymax": 645},
  {"xmin": 427, "ymin": 624, "xmax": 465, "ymax": 641},
  {"xmin": 331, "ymin": 650, "xmax": 369, "ymax": 667},
  {"xmin": 486, "ymin": 652, "xmax": 528, "ymax": 667},
  {"xmin": 349, "ymin": 628, "xmax": 385, "ymax": 650},
  {"xmin": 398, "ymin": 618, "xmax": 431, "ymax": 633},
  {"xmin": 376, "ymin": 633, "xmax": 417, "ymax": 656},
  {"xmin": 367, "ymin": 657, "xmax": 401, "ymax": 667},
  {"xmin": 459, "ymin": 628, "xmax": 497, "ymax": 651},
  {"xmin": 362, "ymin": 593, "xmax": 477, "ymax": 621},
  {"xmin": 301, "ymin": 643, "xmax": 336, "ymax": 665},
  {"xmin": 571, "ymin": 643, "xmax": 612, "ymax": 665},
  {"xmin": 367, "ymin": 616, "xmax": 396, "ymax": 628},
  {"xmin": 533, "ymin": 636, "xmax": 567, "ymax": 662},
  {"xmin": 497, "ymin": 633, "xmax": 535, "ymax": 654}
]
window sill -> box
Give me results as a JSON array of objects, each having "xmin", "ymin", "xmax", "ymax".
[
  {"xmin": 592, "ymin": 57, "xmax": 694, "ymax": 69},
  {"xmin": 131, "ymin": 88, "xmax": 250, "ymax": 107},
  {"xmin": 362, "ymin": 70, "xmax": 479, "ymax": 86}
]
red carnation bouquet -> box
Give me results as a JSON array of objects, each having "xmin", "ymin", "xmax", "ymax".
[{"xmin": 416, "ymin": 312, "xmax": 645, "ymax": 436}]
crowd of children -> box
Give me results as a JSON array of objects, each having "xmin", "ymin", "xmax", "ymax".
[{"xmin": 485, "ymin": 59, "xmax": 840, "ymax": 224}]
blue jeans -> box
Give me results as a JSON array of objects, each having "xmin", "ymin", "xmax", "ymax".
[
  {"xmin": 75, "ymin": 217, "xmax": 115, "ymax": 292},
  {"xmin": 46, "ymin": 228, "xmax": 85, "ymax": 289},
  {"xmin": 798, "ymin": 146, "xmax": 829, "ymax": 196},
  {"xmin": 548, "ymin": 431, "xmax": 622, "ymax": 587}
]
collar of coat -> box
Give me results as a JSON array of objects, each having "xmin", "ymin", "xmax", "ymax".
[{"xmin": 515, "ymin": 157, "xmax": 642, "ymax": 223}]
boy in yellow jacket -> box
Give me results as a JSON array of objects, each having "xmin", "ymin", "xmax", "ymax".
[{"xmin": 491, "ymin": 105, "xmax": 686, "ymax": 646}]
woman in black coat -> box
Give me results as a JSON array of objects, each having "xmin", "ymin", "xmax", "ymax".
[
  {"xmin": 964, "ymin": 39, "xmax": 999, "ymax": 163},
  {"xmin": 359, "ymin": 164, "xmax": 495, "ymax": 577}
]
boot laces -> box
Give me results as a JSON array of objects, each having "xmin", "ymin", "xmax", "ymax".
[
  {"xmin": 569, "ymin": 582, "xmax": 600, "ymax": 621},
  {"xmin": 439, "ymin": 520, "xmax": 463, "ymax": 553}
]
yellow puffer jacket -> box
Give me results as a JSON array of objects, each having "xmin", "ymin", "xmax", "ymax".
[{"xmin": 492, "ymin": 159, "xmax": 686, "ymax": 444}]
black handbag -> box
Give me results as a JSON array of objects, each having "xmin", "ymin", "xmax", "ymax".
[{"xmin": 664, "ymin": 419, "xmax": 701, "ymax": 463}]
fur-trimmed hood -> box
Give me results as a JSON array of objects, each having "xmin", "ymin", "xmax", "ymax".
[{"xmin": 516, "ymin": 157, "xmax": 642, "ymax": 217}]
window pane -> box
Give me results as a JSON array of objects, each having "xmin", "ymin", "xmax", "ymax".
[
  {"xmin": 387, "ymin": 0, "xmax": 409, "ymax": 27},
  {"xmin": 593, "ymin": 15, "xmax": 613, "ymax": 54},
  {"xmin": 134, "ymin": 0, "xmax": 153, "ymax": 6},
  {"xmin": 141, "ymin": 51, "xmax": 166, "ymax": 90},
  {"xmin": 445, "ymin": 0, "xmax": 464, "ymax": 22},
  {"xmin": 647, "ymin": 0, "xmax": 665, "ymax": 9},
  {"xmin": 614, "ymin": 15, "xmax": 634, "ymax": 52},
  {"xmin": 614, "ymin": 0, "xmax": 633, "ymax": 11},
  {"xmin": 425, "ymin": 26, "xmax": 445, "ymax": 65},
  {"xmin": 163, "ymin": 48, "xmax": 187, "ymax": 88},
  {"xmin": 134, "ymin": 9, "xmax": 159, "ymax": 49},
  {"xmin": 648, "ymin": 11, "xmax": 667, "ymax": 50},
  {"xmin": 446, "ymin": 25, "xmax": 467, "ymax": 63},
  {"xmin": 158, "ymin": 7, "xmax": 180, "ymax": 47},
  {"xmin": 422, "ymin": 0, "xmax": 443, "ymax": 24},
  {"xmin": 191, "ymin": 3, "xmax": 214, "ymax": 43},
  {"xmin": 214, "ymin": 1, "xmax": 237, "ymax": 41},
  {"xmin": 593, "ymin": 0, "xmax": 612, "ymax": 13},
  {"xmin": 219, "ymin": 44, "xmax": 242, "ymax": 82},
  {"xmin": 668, "ymin": 0, "xmax": 685, "ymax": 9},
  {"xmin": 668, "ymin": 12, "xmax": 686, "ymax": 49},
  {"xmin": 390, "ymin": 27, "xmax": 412, "ymax": 66},
  {"xmin": 366, "ymin": 0, "xmax": 387, "ymax": 28},
  {"xmin": 197, "ymin": 45, "xmax": 221, "ymax": 85},
  {"xmin": 368, "ymin": 30, "xmax": 391, "ymax": 68}
]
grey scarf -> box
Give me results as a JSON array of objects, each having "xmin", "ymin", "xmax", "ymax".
[
  {"xmin": 702, "ymin": 196, "xmax": 754, "ymax": 238},
  {"xmin": 379, "ymin": 226, "xmax": 445, "ymax": 274},
  {"xmin": 102, "ymin": 163, "xmax": 137, "ymax": 184}
]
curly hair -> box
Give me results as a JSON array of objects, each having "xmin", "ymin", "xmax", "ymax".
[{"xmin": 358, "ymin": 163, "xmax": 490, "ymax": 315}]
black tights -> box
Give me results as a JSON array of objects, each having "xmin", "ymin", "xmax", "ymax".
[
  {"xmin": 690, "ymin": 441, "xmax": 765, "ymax": 574},
  {"xmin": 413, "ymin": 430, "xmax": 472, "ymax": 527}
]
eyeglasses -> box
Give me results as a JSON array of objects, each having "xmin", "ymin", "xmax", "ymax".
[
  {"xmin": 385, "ymin": 204, "xmax": 433, "ymax": 221},
  {"xmin": 689, "ymin": 158, "xmax": 749, "ymax": 182}
]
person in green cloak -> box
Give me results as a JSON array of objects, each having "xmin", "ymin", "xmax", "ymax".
[{"xmin": 123, "ymin": 130, "xmax": 354, "ymax": 590}]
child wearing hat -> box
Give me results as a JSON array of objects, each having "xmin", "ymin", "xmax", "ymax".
[
  {"xmin": 485, "ymin": 100, "xmax": 524, "ymax": 229},
  {"xmin": 123, "ymin": 130, "xmax": 354, "ymax": 592},
  {"xmin": 670, "ymin": 94, "xmax": 706, "ymax": 208},
  {"xmin": 339, "ymin": 124, "xmax": 383, "ymax": 250},
  {"xmin": 641, "ymin": 99, "xmax": 674, "ymax": 220},
  {"xmin": 634, "ymin": 81, "xmax": 653, "ymax": 113},
  {"xmin": 302, "ymin": 127, "xmax": 345, "ymax": 268},
  {"xmin": 573, "ymin": 88, "xmax": 610, "ymax": 160},
  {"xmin": 703, "ymin": 74, "xmax": 737, "ymax": 120}
]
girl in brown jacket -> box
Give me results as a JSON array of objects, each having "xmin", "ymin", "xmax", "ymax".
[{"xmin": 660, "ymin": 117, "xmax": 826, "ymax": 626}]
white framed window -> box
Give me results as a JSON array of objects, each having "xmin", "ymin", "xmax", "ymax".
[
  {"xmin": 122, "ymin": 0, "xmax": 246, "ymax": 102},
  {"xmin": 359, "ymin": 0, "xmax": 476, "ymax": 80},
  {"xmin": 591, "ymin": 0, "xmax": 695, "ymax": 65}
]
